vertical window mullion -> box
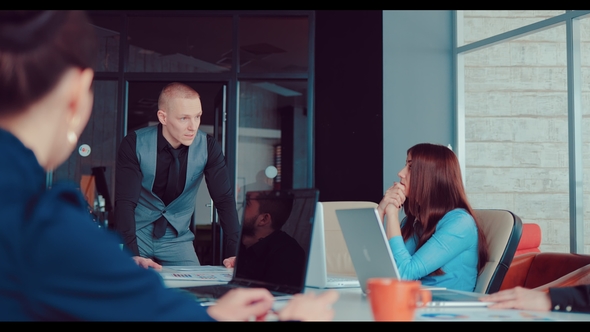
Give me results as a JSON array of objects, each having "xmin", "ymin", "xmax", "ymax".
[{"xmin": 567, "ymin": 15, "xmax": 584, "ymax": 253}]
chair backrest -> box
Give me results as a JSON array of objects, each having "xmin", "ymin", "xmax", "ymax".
[
  {"xmin": 514, "ymin": 223, "xmax": 542, "ymax": 256},
  {"xmin": 473, "ymin": 209, "xmax": 523, "ymax": 294},
  {"xmin": 320, "ymin": 201, "xmax": 379, "ymax": 276}
]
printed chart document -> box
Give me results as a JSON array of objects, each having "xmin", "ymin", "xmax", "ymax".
[
  {"xmin": 416, "ymin": 308, "xmax": 557, "ymax": 321},
  {"xmin": 159, "ymin": 265, "xmax": 233, "ymax": 282}
]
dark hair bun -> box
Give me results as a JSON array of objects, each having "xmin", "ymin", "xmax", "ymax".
[
  {"xmin": 0, "ymin": 11, "xmax": 68, "ymax": 52},
  {"xmin": 0, "ymin": 10, "xmax": 96, "ymax": 116}
]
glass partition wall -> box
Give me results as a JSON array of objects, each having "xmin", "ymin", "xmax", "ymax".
[{"xmin": 50, "ymin": 10, "xmax": 315, "ymax": 264}]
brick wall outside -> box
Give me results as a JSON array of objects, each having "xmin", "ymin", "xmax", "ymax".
[{"xmin": 462, "ymin": 11, "xmax": 590, "ymax": 253}]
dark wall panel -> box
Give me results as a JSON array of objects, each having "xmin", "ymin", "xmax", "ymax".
[{"xmin": 315, "ymin": 10, "xmax": 383, "ymax": 203}]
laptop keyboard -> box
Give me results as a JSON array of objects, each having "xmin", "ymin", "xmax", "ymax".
[
  {"xmin": 182, "ymin": 283, "xmax": 295, "ymax": 301},
  {"xmin": 328, "ymin": 276, "xmax": 356, "ymax": 282},
  {"xmin": 184, "ymin": 284, "xmax": 239, "ymax": 299}
]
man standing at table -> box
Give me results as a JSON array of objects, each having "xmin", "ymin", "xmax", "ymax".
[{"xmin": 115, "ymin": 82, "xmax": 240, "ymax": 266}]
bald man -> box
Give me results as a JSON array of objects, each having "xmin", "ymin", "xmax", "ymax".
[{"xmin": 115, "ymin": 82, "xmax": 240, "ymax": 266}]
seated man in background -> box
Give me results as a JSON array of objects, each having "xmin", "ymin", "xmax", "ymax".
[{"xmin": 228, "ymin": 191, "xmax": 307, "ymax": 287}]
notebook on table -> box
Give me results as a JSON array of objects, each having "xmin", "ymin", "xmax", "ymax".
[
  {"xmin": 305, "ymin": 202, "xmax": 360, "ymax": 289},
  {"xmin": 179, "ymin": 188, "xmax": 319, "ymax": 305},
  {"xmin": 335, "ymin": 207, "xmax": 492, "ymax": 308}
]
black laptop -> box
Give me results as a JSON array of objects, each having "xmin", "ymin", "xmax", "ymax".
[{"xmin": 179, "ymin": 188, "xmax": 319, "ymax": 304}]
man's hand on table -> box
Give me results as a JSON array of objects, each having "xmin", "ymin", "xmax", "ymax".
[
  {"xmin": 223, "ymin": 256, "xmax": 236, "ymax": 268},
  {"xmin": 132, "ymin": 256, "xmax": 162, "ymax": 271},
  {"xmin": 479, "ymin": 286, "xmax": 551, "ymax": 311}
]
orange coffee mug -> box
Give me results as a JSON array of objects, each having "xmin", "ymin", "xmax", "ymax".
[{"xmin": 367, "ymin": 278, "xmax": 431, "ymax": 321}]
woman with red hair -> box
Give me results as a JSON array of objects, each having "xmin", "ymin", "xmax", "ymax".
[{"xmin": 378, "ymin": 143, "xmax": 488, "ymax": 291}]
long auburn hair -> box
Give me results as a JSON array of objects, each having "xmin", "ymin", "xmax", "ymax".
[{"xmin": 401, "ymin": 143, "xmax": 489, "ymax": 275}]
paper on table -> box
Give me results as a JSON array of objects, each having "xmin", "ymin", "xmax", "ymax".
[
  {"xmin": 159, "ymin": 265, "xmax": 233, "ymax": 282},
  {"xmin": 416, "ymin": 309, "xmax": 556, "ymax": 321},
  {"xmin": 165, "ymin": 265, "xmax": 232, "ymax": 272},
  {"xmin": 160, "ymin": 272, "xmax": 232, "ymax": 282}
]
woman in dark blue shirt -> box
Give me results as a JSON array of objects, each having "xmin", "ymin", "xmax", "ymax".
[{"xmin": 0, "ymin": 10, "xmax": 337, "ymax": 321}]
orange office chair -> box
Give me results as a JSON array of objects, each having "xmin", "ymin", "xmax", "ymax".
[{"xmin": 500, "ymin": 252, "xmax": 590, "ymax": 292}]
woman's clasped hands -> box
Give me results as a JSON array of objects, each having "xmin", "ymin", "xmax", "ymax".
[{"xmin": 378, "ymin": 182, "xmax": 407, "ymax": 215}]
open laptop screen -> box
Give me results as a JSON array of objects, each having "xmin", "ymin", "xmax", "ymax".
[{"xmin": 232, "ymin": 188, "xmax": 318, "ymax": 294}]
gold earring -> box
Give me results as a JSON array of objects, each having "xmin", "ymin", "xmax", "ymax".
[{"xmin": 67, "ymin": 131, "xmax": 78, "ymax": 145}]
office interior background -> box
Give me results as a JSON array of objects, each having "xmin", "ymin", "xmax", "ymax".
[{"xmin": 51, "ymin": 10, "xmax": 590, "ymax": 263}]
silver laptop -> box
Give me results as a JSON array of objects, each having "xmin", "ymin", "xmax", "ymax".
[
  {"xmin": 336, "ymin": 207, "xmax": 491, "ymax": 307},
  {"xmin": 305, "ymin": 202, "xmax": 360, "ymax": 289}
]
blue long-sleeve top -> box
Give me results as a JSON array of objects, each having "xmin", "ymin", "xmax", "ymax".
[
  {"xmin": 0, "ymin": 129, "xmax": 215, "ymax": 321},
  {"xmin": 388, "ymin": 208, "xmax": 479, "ymax": 291}
]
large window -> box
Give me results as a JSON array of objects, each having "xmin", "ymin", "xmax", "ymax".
[
  {"xmin": 463, "ymin": 25, "xmax": 569, "ymax": 252},
  {"xmin": 459, "ymin": 11, "xmax": 565, "ymax": 47},
  {"xmin": 580, "ymin": 16, "xmax": 590, "ymax": 253},
  {"xmin": 457, "ymin": 10, "xmax": 590, "ymax": 253}
]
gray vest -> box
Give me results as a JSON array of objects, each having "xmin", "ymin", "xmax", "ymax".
[{"xmin": 134, "ymin": 125, "xmax": 207, "ymax": 235}]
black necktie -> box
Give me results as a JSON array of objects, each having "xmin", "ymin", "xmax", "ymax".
[{"xmin": 153, "ymin": 146, "xmax": 181, "ymax": 239}]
